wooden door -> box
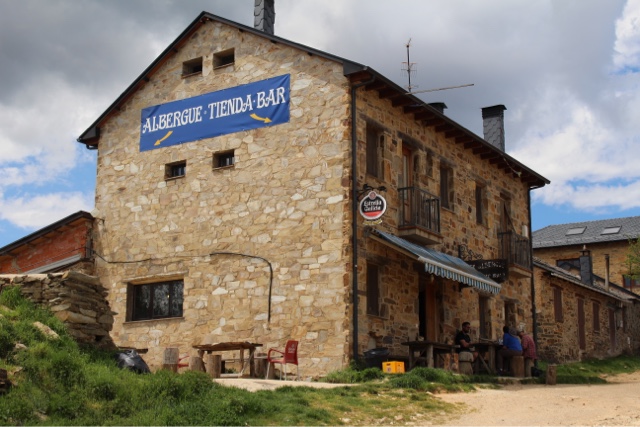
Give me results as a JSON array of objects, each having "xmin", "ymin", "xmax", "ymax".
[
  {"xmin": 400, "ymin": 147, "xmax": 413, "ymax": 224},
  {"xmin": 608, "ymin": 308, "xmax": 616, "ymax": 351},
  {"xmin": 418, "ymin": 276, "xmax": 438, "ymax": 341},
  {"xmin": 577, "ymin": 298, "xmax": 586, "ymax": 350}
]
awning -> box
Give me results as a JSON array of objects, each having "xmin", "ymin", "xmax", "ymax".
[{"xmin": 370, "ymin": 230, "xmax": 501, "ymax": 295}]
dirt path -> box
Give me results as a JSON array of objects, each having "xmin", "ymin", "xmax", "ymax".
[{"xmin": 437, "ymin": 371, "xmax": 640, "ymax": 426}]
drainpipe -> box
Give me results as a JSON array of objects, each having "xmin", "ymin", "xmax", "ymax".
[
  {"xmin": 351, "ymin": 74, "xmax": 375, "ymax": 362},
  {"xmin": 527, "ymin": 186, "xmax": 542, "ymax": 362}
]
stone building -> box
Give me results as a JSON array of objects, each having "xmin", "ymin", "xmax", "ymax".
[
  {"xmin": 533, "ymin": 216, "xmax": 640, "ymax": 294},
  {"xmin": 75, "ymin": 6, "xmax": 548, "ymax": 375},
  {"xmin": 533, "ymin": 258, "xmax": 639, "ymax": 363},
  {"xmin": 0, "ymin": 211, "xmax": 94, "ymax": 275},
  {"xmin": 532, "ymin": 217, "xmax": 640, "ymax": 362}
]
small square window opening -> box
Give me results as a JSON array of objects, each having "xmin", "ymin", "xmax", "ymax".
[
  {"xmin": 213, "ymin": 151, "xmax": 235, "ymax": 169},
  {"xmin": 182, "ymin": 57, "xmax": 203, "ymax": 77},
  {"xmin": 214, "ymin": 48, "xmax": 235, "ymax": 69},
  {"xmin": 166, "ymin": 161, "xmax": 186, "ymax": 179}
]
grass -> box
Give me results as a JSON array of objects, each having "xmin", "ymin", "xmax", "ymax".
[{"xmin": 1, "ymin": 285, "xmax": 640, "ymax": 425}]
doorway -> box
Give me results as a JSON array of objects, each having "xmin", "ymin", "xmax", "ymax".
[{"xmin": 418, "ymin": 275, "xmax": 438, "ymax": 341}]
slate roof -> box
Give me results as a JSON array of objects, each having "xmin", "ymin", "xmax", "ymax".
[
  {"xmin": 533, "ymin": 257, "xmax": 635, "ymax": 302},
  {"xmin": 532, "ymin": 216, "xmax": 640, "ymax": 249}
]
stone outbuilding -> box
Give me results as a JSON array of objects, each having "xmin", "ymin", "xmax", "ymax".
[
  {"xmin": 533, "ymin": 257, "xmax": 639, "ymax": 363},
  {"xmin": 73, "ymin": 6, "xmax": 548, "ymax": 375}
]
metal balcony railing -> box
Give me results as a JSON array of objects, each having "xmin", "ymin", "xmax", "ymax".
[
  {"xmin": 498, "ymin": 230, "xmax": 531, "ymax": 270},
  {"xmin": 398, "ymin": 187, "xmax": 441, "ymax": 234}
]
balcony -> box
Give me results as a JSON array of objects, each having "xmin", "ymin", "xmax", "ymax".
[
  {"xmin": 397, "ymin": 187, "xmax": 442, "ymax": 246},
  {"xmin": 498, "ymin": 230, "xmax": 532, "ymax": 279}
]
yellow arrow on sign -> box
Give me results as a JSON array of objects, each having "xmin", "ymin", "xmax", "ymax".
[
  {"xmin": 250, "ymin": 113, "xmax": 272, "ymax": 123},
  {"xmin": 155, "ymin": 130, "xmax": 173, "ymax": 146}
]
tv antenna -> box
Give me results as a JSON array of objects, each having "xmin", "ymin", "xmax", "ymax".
[
  {"xmin": 402, "ymin": 39, "xmax": 474, "ymax": 95},
  {"xmin": 401, "ymin": 39, "xmax": 417, "ymax": 92}
]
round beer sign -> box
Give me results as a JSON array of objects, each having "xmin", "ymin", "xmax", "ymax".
[{"xmin": 359, "ymin": 191, "xmax": 387, "ymax": 221}]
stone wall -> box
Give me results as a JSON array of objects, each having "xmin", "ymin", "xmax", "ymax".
[
  {"xmin": 354, "ymin": 85, "xmax": 535, "ymax": 351},
  {"xmin": 533, "ymin": 267, "xmax": 637, "ymax": 363},
  {"xmin": 0, "ymin": 272, "xmax": 114, "ymax": 348},
  {"xmin": 92, "ymin": 20, "xmax": 351, "ymax": 375},
  {"xmin": 534, "ymin": 241, "xmax": 637, "ymax": 292}
]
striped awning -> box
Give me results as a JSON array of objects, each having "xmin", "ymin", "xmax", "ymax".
[{"xmin": 370, "ymin": 230, "xmax": 501, "ymax": 295}]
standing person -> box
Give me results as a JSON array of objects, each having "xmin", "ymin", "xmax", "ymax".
[
  {"xmin": 496, "ymin": 325, "xmax": 522, "ymax": 375},
  {"xmin": 518, "ymin": 329, "xmax": 537, "ymax": 376},
  {"xmin": 454, "ymin": 321, "xmax": 478, "ymax": 361}
]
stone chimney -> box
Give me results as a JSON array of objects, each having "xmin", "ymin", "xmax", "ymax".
[
  {"xmin": 254, "ymin": 0, "xmax": 275, "ymax": 35},
  {"xmin": 428, "ymin": 102, "xmax": 448, "ymax": 114},
  {"xmin": 579, "ymin": 246, "xmax": 593, "ymax": 286},
  {"xmin": 481, "ymin": 105, "xmax": 507, "ymax": 151}
]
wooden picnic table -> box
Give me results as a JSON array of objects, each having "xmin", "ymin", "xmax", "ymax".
[
  {"xmin": 470, "ymin": 340, "xmax": 502, "ymax": 374},
  {"xmin": 401, "ymin": 340, "xmax": 458, "ymax": 370},
  {"xmin": 192, "ymin": 341, "xmax": 262, "ymax": 377}
]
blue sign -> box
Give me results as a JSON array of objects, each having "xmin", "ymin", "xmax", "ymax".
[{"xmin": 140, "ymin": 74, "xmax": 290, "ymax": 151}]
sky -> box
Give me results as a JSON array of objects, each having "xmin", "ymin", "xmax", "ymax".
[{"xmin": 1, "ymin": 0, "xmax": 640, "ymax": 248}]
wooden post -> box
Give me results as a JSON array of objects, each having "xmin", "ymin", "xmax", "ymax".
[
  {"xmin": 189, "ymin": 356, "xmax": 205, "ymax": 372},
  {"xmin": 163, "ymin": 347, "xmax": 179, "ymax": 372},
  {"xmin": 205, "ymin": 354, "xmax": 221, "ymax": 378},
  {"xmin": 511, "ymin": 355, "xmax": 525, "ymax": 378},
  {"xmin": 546, "ymin": 364, "xmax": 557, "ymax": 385}
]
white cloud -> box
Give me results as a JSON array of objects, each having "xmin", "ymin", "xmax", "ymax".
[
  {"xmin": 0, "ymin": 192, "xmax": 94, "ymax": 229},
  {"xmin": 613, "ymin": 0, "xmax": 640, "ymax": 73}
]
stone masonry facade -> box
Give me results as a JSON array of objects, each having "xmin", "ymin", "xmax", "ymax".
[
  {"xmin": 533, "ymin": 266, "xmax": 636, "ymax": 363},
  {"xmin": 85, "ymin": 15, "xmax": 542, "ymax": 376},
  {"xmin": 535, "ymin": 241, "xmax": 637, "ymax": 292},
  {"xmin": 353, "ymin": 88, "xmax": 535, "ymax": 355},
  {"xmin": 91, "ymin": 21, "xmax": 352, "ymax": 375}
]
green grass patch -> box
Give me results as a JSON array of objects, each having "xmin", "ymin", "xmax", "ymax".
[{"xmin": 2, "ymin": 286, "xmax": 640, "ymax": 425}]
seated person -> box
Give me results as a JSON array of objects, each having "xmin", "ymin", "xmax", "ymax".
[
  {"xmin": 497, "ymin": 325, "xmax": 522, "ymax": 375},
  {"xmin": 454, "ymin": 321, "xmax": 478, "ymax": 361}
]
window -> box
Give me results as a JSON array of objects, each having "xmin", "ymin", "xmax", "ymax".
[
  {"xmin": 592, "ymin": 301, "xmax": 600, "ymax": 332},
  {"xmin": 475, "ymin": 183, "xmax": 485, "ymax": 225},
  {"xmin": 366, "ymin": 263, "xmax": 380, "ymax": 316},
  {"xmin": 366, "ymin": 123, "xmax": 382, "ymax": 178},
  {"xmin": 557, "ymin": 259, "xmax": 579, "ymax": 271},
  {"xmin": 577, "ymin": 297, "xmax": 586, "ymax": 350},
  {"xmin": 601, "ymin": 226, "xmax": 621, "ymax": 235},
  {"xmin": 182, "ymin": 57, "xmax": 203, "ymax": 76},
  {"xmin": 439, "ymin": 164, "xmax": 453, "ymax": 209},
  {"xmin": 553, "ymin": 286, "xmax": 563, "ymax": 322},
  {"xmin": 425, "ymin": 151, "xmax": 434, "ymax": 178},
  {"xmin": 499, "ymin": 194, "xmax": 512, "ymax": 232},
  {"xmin": 214, "ymin": 151, "xmax": 235, "ymax": 169},
  {"xmin": 566, "ymin": 227, "xmax": 586, "ymax": 236},
  {"xmin": 214, "ymin": 48, "xmax": 235, "ymax": 68},
  {"xmin": 166, "ymin": 161, "xmax": 186, "ymax": 179},
  {"xmin": 623, "ymin": 275, "xmax": 638, "ymax": 289},
  {"xmin": 128, "ymin": 280, "xmax": 184, "ymax": 321}
]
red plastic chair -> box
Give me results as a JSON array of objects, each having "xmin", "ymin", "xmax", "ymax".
[{"xmin": 266, "ymin": 340, "xmax": 300, "ymax": 380}]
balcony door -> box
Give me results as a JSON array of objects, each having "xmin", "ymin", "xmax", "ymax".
[{"xmin": 400, "ymin": 147, "xmax": 413, "ymax": 224}]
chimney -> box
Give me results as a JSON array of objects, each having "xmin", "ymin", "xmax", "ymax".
[
  {"xmin": 254, "ymin": 0, "xmax": 275, "ymax": 35},
  {"xmin": 481, "ymin": 104, "xmax": 507, "ymax": 151},
  {"xmin": 428, "ymin": 102, "xmax": 447, "ymax": 114},
  {"xmin": 579, "ymin": 246, "xmax": 593, "ymax": 286}
]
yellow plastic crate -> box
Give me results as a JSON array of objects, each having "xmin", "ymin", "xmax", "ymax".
[{"xmin": 382, "ymin": 361, "xmax": 405, "ymax": 374}]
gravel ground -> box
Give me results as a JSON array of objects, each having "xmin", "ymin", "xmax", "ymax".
[
  {"xmin": 215, "ymin": 372, "xmax": 640, "ymax": 426},
  {"xmin": 437, "ymin": 371, "xmax": 640, "ymax": 426}
]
